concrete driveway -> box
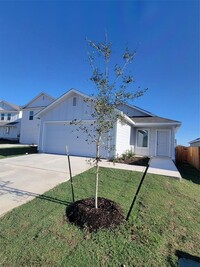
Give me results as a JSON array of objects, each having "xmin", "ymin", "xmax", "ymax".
[{"xmin": 0, "ymin": 153, "xmax": 91, "ymax": 217}]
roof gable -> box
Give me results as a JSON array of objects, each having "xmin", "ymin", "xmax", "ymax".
[
  {"xmin": 36, "ymin": 88, "xmax": 90, "ymax": 117},
  {"xmin": 23, "ymin": 92, "xmax": 55, "ymax": 109},
  {"xmin": 0, "ymin": 100, "xmax": 20, "ymax": 111}
]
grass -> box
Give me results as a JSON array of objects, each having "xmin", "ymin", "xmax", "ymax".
[
  {"xmin": 176, "ymin": 162, "xmax": 200, "ymax": 184},
  {"xmin": 0, "ymin": 164, "xmax": 199, "ymax": 266},
  {"xmin": 0, "ymin": 146, "xmax": 38, "ymax": 159}
]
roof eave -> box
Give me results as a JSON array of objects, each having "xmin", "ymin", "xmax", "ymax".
[{"xmin": 134, "ymin": 122, "xmax": 181, "ymax": 127}]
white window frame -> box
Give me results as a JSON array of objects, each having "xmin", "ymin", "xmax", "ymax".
[
  {"xmin": 136, "ymin": 129, "xmax": 149, "ymax": 148},
  {"xmin": 73, "ymin": 97, "xmax": 77, "ymax": 106},
  {"xmin": 72, "ymin": 96, "xmax": 77, "ymax": 107}
]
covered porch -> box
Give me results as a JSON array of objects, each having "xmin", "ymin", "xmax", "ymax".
[{"xmin": 130, "ymin": 116, "xmax": 181, "ymax": 160}]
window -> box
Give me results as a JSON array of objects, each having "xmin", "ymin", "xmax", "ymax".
[
  {"xmin": 137, "ymin": 129, "xmax": 149, "ymax": 148},
  {"xmin": 7, "ymin": 113, "xmax": 11, "ymax": 121},
  {"xmin": 29, "ymin": 111, "xmax": 34, "ymax": 120},
  {"xmin": 1, "ymin": 113, "xmax": 4, "ymax": 121},
  {"xmin": 73, "ymin": 97, "xmax": 77, "ymax": 106}
]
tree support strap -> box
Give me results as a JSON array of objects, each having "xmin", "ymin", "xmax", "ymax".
[
  {"xmin": 126, "ymin": 164, "xmax": 149, "ymax": 221},
  {"xmin": 66, "ymin": 146, "xmax": 75, "ymax": 203}
]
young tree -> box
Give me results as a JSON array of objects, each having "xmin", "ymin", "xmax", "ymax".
[{"xmin": 73, "ymin": 36, "xmax": 147, "ymax": 209}]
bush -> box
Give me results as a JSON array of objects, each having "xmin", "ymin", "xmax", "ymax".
[{"xmin": 118, "ymin": 149, "xmax": 135, "ymax": 160}]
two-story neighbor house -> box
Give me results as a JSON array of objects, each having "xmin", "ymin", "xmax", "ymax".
[
  {"xmin": 20, "ymin": 92, "xmax": 55, "ymax": 145},
  {"xmin": 0, "ymin": 100, "xmax": 21, "ymax": 140}
]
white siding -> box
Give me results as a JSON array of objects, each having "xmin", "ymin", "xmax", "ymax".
[
  {"xmin": 27, "ymin": 94, "xmax": 54, "ymax": 108},
  {"xmin": 0, "ymin": 125, "xmax": 20, "ymax": 140},
  {"xmin": 40, "ymin": 93, "xmax": 94, "ymax": 122},
  {"xmin": 20, "ymin": 109, "xmax": 41, "ymax": 144},
  {"xmin": 115, "ymin": 120, "xmax": 133, "ymax": 157},
  {"xmin": 20, "ymin": 93, "xmax": 54, "ymax": 145}
]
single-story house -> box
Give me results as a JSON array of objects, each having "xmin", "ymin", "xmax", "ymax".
[
  {"xmin": 36, "ymin": 88, "xmax": 181, "ymax": 160},
  {"xmin": 0, "ymin": 100, "xmax": 21, "ymax": 140},
  {"xmin": 189, "ymin": 138, "xmax": 200, "ymax": 147},
  {"xmin": 20, "ymin": 92, "xmax": 55, "ymax": 145}
]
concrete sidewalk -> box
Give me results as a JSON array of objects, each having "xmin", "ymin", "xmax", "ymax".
[
  {"xmin": 0, "ymin": 154, "xmax": 91, "ymax": 217},
  {"xmin": 99, "ymin": 157, "xmax": 181, "ymax": 179},
  {"xmin": 0, "ymin": 143, "xmax": 32, "ymax": 148}
]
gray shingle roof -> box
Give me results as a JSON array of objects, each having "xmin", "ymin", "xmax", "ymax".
[
  {"xmin": 130, "ymin": 116, "xmax": 181, "ymax": 125},
  {"xmin": 189, "ymin": 138, "xmax": 200, "ymax": 144},
  {"xmin": 0, "ymin": 121, "xmax": 19, "ymax": 126},
  {"xmin": 0, "ymin": 100, "xmax": 20, "ymax": 111}
]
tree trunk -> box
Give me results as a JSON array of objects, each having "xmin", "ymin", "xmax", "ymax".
[{"xmin": 95, "ymin": 134, "xmax": 101, "ymax": 209}]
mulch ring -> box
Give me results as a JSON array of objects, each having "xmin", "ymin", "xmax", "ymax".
[{"xmin": 66, "ymin": 197, "xmax": 124, "ymax": 232}]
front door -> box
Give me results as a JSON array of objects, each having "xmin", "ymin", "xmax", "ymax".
[{"xmin": 157, "ymin": 130, "xmax": 170, "ymax": 157}]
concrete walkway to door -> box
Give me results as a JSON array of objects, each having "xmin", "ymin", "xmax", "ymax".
[
  {"xmin": 148, "ymin": 157, "xmax": 182, "ymax": 180},
  {"xmin": 99, "ymin": 157, "xmax": 181, "ymax": 180}
]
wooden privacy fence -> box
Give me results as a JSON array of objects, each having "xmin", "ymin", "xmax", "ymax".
[{"xmin": 176, "ymin": 146, "xmax": 200, "ymax": 170}]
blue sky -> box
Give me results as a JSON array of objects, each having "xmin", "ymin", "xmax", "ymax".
[{"xmin": 0, "ymin": 0, "xmax": 199, "ymax": 145}]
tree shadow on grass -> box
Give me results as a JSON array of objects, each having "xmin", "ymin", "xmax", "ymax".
[
  {"xmin": 0, "ymin": 181, "xmax": 71, "ymax": 206},
  {"xmin": 176, "ymin": 162, "xmax": 200, "ymax": 185}
]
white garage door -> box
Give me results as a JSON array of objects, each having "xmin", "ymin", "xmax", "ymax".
[{"xmin": 42, "ymin": 122, "xmax": 107, "ymax": 157}]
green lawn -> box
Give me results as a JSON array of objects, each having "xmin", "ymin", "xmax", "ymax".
[
  {"xmin": 0, "ymin": 165, "xmax": 199, "ymax": 266},
  {"xmin": 0, "ymin": 146, "xmax": 38, "ymax": 159}
]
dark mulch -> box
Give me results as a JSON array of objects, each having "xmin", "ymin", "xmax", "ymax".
[
  {"xmin": 0, "ymin": 138, "xmax": 19, "ymax": 144},
  {"xmin": 66, "ymin": 197, "xmax": 124, "ymax": 232},
  {"xmin": 115, "ymin": 156, "xmax": 149, "ymax": 166}
]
